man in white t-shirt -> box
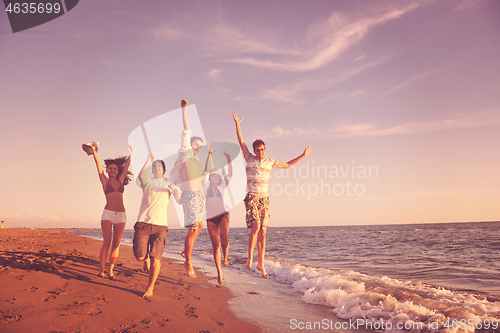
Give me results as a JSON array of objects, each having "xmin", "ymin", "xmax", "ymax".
[
  {"xmin": 133, "ymin": 153, "xmax": 180, "ymax": 298},
  {"xmin": 232, "ymin": 113, "xmax": 312, "ymax": 279}
]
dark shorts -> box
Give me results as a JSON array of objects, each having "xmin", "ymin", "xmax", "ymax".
[
  {"xmin": 207, "ymin": 211, "xmax": 229, "ymax": 227},
  {"xmin": 132, "ymin": 222, "xmax": 168, "ymax": 259},
  {"xmin": 244, "ymin": 194, "xmax": 270, "ymax": 229},
  {"xmin": 181, "ymin": 190, "xmax": 204, "ymax": 228}
]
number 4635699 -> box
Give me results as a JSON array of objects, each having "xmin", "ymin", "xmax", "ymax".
[{"xmin": 5, "ymin": 2, "xmax": 61, "ymax": 14}]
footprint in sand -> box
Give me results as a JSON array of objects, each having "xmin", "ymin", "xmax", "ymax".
[
  {"xmin": 183, "ymin": 305, "xmax": 198, "ymax": 318},
  {"xmin": 1, "ymin": 314, "xmax": 22, "ymax": 323},
  {"xmin": 156, "ymin": 318, "xmax": 169, "ymax": 327},
  {"xmin": 5, "ymin": 298, "xmax": 16, "ymax": 304},
  {"xmin": 87, "ymin": 308, "xmax": 102, "ymax": 316},
  {"xmin": 48, "ymin": 289, "xmax": 66, "ymax": 296}
]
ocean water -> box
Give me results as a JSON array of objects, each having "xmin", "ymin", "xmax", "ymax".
[{"xmin": 70, "ymin": 221, "xmax": 500, "ymax": 333}]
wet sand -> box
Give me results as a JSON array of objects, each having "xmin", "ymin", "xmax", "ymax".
[{"xmin": 0, "ymin": 228, "xmax": 260, "ymax": 333}]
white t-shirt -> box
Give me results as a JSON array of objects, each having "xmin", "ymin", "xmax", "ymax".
[{"xmin": 136, "ymin": 178, "xmax": 171, "ymax": 226}]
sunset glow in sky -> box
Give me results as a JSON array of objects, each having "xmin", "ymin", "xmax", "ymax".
[{"xmin": 1, "ymin": 0, "xmax": 499, "ymax": 228}]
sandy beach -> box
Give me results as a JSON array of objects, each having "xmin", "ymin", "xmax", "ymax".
[{"xmin": 0, "ymin": 228, "xmax": 260, "ymax": 333}]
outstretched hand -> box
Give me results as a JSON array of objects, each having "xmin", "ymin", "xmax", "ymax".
[
  {"xmin": 128, "ymin": 144, "xmax": 136, "ymax": 155},
  {"xmin": 148, "ymin": 153, "xmax": 155, "ymax": 162},
  {"xmin": 303, "ymin": 145, "xmax": 312, "ymax": 157},
  {"xmin": 232, "ymin": 112, "xmax": 243, "ymax": 124},
  {"xmin": 90, "ymin": 142, "xmax": 98, "ymax": 154},
  {"xmin": 181, "ymin": 99, "xmax": 188, "ymax": 108},
  {"xmin": 208, "ymin": 146, "xmax": 215, "ymax": 155},
  {"xmin": 223, "ymin": 150, "xmax": 231, "ymax": 160}
]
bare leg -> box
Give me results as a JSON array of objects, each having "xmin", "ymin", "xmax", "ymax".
[
  {"xmin": 143, "ymin": 256, "xmax": 161, "ymax": 298},
  {"xmin": 108, "ymin": 222, "xmax": 126, "ymax": 278},
  {"xmin": 136, "ymin": 254, "xmax": 150, "ymax": 273},
  {"xmin": 100, "ymin": 220, "xmax": 113, "ymax": 277},
  {"xmin": 183, "ymin": 221, "xmax": 202, "ymax": 278},
  {"xmin": 219, "ymin": 214, "xmax": 230, "ymax": 267},
  {"xmin": 207, "ymin": 221, "xmax": 223, "ymax": 284},
  {"xmin": 256, "ymin": 228, "xmax": 269, "ymax": 279},
  {"xmin": 246, "ymin": 222, "xmax": 259, "ymax": 268}
]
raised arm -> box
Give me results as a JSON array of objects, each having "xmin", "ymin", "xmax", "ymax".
[
  {"xmin": 223, "ymin": 150, "xmax": 233, "ymax": 179},
  {"xmin": 90, "ymin": 143, "xmax": 107, "ymax": 186},
  {"xmin": 232, "ymin": 112, "xmax": 249, "ymax": 158},
  {"xmin": 181, "ymin": 99, "xmax": 189, "ymax": 131},
  {"xmin": 275, "ymin": 146, "xmax": 312, "ymax": 169},
  {"xmin": 204, "ymin": 146, "xmax": 215, "ymax": 174},
  {"xmin": 169, "ymin": 183, "xmax": 182, "ymax": 204},
  {"xmin": 118, "ymin": 144, "xmax": 136, "ymax": 184},
  {"xmin": 138, "ymin": 153, "xmax": 154, "ymax": 187}
]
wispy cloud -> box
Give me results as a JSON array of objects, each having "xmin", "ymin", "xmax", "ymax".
[
  {"xmin": 100, "ymin": 58, "xmax": 116, "ymax": 66},
  {"xmin": 228, "ymin": 3, "xmax": 421, "ymax": 71},
  {"xmin": 151, "ymin": 24, "xmax": 187, "ymax": 39},
  {"xmin": 382, "ymin": 67, "xmax": 444, "ymax": 96},
  {"xmin": 205, "ymin": 23, "xmax": 297, "ymax": 56},
  {"xmin": 207, "ymin": 68, "xmax": 221, "ymax": 80},
  {"xmin": 255, "ymin": 113, "xmax": 500, "ymax": 140},
  {"xmin": 0, "ymin": 213, "xmax": 90, "ymax": 228}
]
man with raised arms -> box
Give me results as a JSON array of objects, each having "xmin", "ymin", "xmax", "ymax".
[
  {"xmin": 170, "ymin": 99, "xmax": 205, "ymax": 278},
  {"xmin": 232, "ymin": 112, "xmax": 312, "ymax": 279},
  {"xmin": 133, "ymin": 154, "xmax": 181, "ymax": 298}
]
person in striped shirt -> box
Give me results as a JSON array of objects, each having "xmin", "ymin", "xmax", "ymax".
[{"xmin": 232, "ymin": 112, "xmax": 312, "ymax": 279}]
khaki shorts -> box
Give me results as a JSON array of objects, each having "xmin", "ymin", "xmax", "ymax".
[
  {"xmin": 132, "ymin": 222, "xmax": 168, "ymax": 259},
  {"xmin": 244, "ymin": 194, "xmax": 270, "ymax": 229}
]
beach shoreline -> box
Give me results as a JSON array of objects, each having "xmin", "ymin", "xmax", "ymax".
[{"xmin": 0, "ymin": 228, "xmax": 260, "ymax": 333}]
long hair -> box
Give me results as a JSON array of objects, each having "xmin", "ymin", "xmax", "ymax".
[{"xmin": 104, "ymin": 156, "xmax": 131, "ymax": 185}]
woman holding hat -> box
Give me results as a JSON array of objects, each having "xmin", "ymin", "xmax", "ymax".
[{"xmin": 85, "ymin": 142, "xmax": 135, "ymax": 279}]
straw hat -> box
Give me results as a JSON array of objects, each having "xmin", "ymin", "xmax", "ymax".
[{"xmin": 82, "ymin": 142, "xmax": 99, "ymax": 155}]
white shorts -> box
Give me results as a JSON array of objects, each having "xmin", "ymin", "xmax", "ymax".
[{"xmin": 101, "ymin": 209, "xmax": 126, "ymax": 224}]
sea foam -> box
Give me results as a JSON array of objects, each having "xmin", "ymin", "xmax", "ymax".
[{"xmin": 263, "ymin": 260, "xmax": 500, "ymax": 333}]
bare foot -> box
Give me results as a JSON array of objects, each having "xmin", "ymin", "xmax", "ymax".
[
  {"xmin": 223, "ymin": 258, "xmax": 229, "ymax": 267},
  {"xmin": 256, "ymin": 264, "xmax": 269, "ymax": 279},
  {"xmin": 180, "ymin": 251, "xmax": 186, "ymax": 258},
  {"xmin": 143, "ymin": 257, "xmax": 150, "ymax": 274},
  {"xmin": 217, "ymin": 273, "xmax": 223, "ymax": 285},
  {"xmin": 184, "ymin": 261, "xmax": 197, "ymax": 278},
  {"xmin": 244, "ymin": 258, "xmax": 252, "ymax": 269},
  {"xmin": 98, "ymin": 272, "xmax": 105, "ymax": 278},
  {"xmin": 142, "ymin": 289, "xmax": 153, "ymax": 299}
]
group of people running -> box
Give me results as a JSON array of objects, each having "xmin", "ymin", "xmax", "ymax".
[{"xmin": 87, "ymin": 99, "xmax": 311, "ymax": 298}]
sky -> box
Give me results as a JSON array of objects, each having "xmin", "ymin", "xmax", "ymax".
[{"xmin": 1, "ymin": 0, "xmax": 499, "ymax": 229}]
